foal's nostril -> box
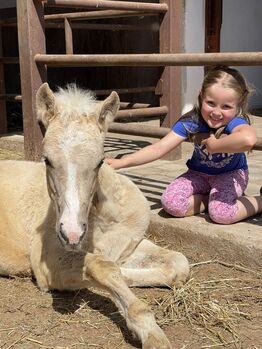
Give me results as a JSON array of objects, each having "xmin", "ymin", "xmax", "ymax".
[
  {"xmin": 79, "ymin": 223, "xmax": 87, "ymax": 242},
  {"xmin": 59, "ymin": 222, "xmax": 69, "ymax": 243}
]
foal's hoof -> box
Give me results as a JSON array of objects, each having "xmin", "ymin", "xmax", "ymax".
[{"xmin": 143, "ymin": 333, "xmax": 172, "ymax": 349}]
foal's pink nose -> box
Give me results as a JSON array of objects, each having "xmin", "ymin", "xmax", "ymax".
[
  {"xmin": 59, "ymin": 222, "xmax": 86, "ymax": 247},
  {"xmin": 67, "ymin": 231, "xmax": 81, "ymax": 245}
]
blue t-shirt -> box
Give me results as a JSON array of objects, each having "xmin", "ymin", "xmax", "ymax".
[{"xmin": 172, "ymin": 116, "xmax": 249, "ymax": 174}]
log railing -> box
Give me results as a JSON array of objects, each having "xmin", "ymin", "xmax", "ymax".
[
  {"xmin": 34, "ymin": 52, "xmax": 262, "ymax": 67},
  {"xmin": 44, "ymin": 0, "xmax": 168, "ymax": 12},
  {"xmin": 0, "ymin": 0, "xmax": 262, "ymax": 159}
]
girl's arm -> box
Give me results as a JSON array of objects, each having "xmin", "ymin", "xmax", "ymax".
[
  {"xmin": 106, "ymin": 131, "xmax": 186, "ymax": 169},
  {"xmin": 201, "ymin": 124, "xmax": 257, "ymax": 154}
]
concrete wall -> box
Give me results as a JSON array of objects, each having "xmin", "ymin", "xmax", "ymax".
[{"xmin": 220, "ymin": 0, "xmax": 262, "ymax": 109}]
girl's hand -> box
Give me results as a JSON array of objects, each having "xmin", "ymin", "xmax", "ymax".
[
  {"xmin": 201, "ymin": 133, "xmax": 218, "ymax": 154},
  {"xmin": 105, "ymin": 158, "xmax": 125, "ymax": 170},
  {"xmin": 201, "ymin": 124, "xmax": 256, "ymax": 154}
]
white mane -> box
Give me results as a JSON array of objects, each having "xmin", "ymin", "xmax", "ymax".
[{"xmin": 54, "ymin": 84, "xmax": 99, "ymax": 118}]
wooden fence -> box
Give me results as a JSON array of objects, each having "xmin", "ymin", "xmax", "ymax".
[{"xmin": 0, "ymin": 0, "xmax": 262, "ymax": 160}]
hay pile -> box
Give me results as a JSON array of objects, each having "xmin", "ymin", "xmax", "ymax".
[{"xmin": 150, "ymin": 260, "xmax": 262, "ymax": 348}]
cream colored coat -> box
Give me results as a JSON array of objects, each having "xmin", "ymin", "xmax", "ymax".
[{"xmin": 0, "ymin": 84, "xmax": 189, "ymax": 349}]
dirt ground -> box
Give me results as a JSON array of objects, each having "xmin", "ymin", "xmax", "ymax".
[
  {"xmin": 0, "ymin": 261, "xmax": 261, "ymax": 349},
  {"xmin": 0, "ymin": 150, "xmax": 261, "ymax": 349}
]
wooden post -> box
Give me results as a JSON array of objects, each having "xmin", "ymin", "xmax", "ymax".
[
  {"xmin": 158, "ymin": 0, "xmax": 184, "ymax": 160},
  {"xmin": 0, "ymin": 27, "xmax": 7, "ymax": 133},
  {"xmin": 205, "ymin": 0, "xmax": 222, "ymax": 53},
  {"xmin": 64, "ymin": 18, "xmax": 73, "ymax": 54},
  {"xmin": 16, "ymin": 0, "xmax": 47, "ymax": 161}
]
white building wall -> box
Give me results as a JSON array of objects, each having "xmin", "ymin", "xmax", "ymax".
[
  {"xmin": 220, "ymin": 0, "xmax": 262, "ymax": 109},
  {"xmin": 183, "ymin": 0, "xmax": 205, "ymax": 114},
  {"xmin": 183, "ymin": 0, "xmax": 262, "ymax": 111}
]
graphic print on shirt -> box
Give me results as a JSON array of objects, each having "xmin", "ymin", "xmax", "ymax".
[{"xmin": 195, "ymin": 143, "xmax": 234, "ymax": 169}]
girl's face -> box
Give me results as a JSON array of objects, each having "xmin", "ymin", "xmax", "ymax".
[{"xmin": 201, "ymin": 83, "xmax": 240, "ymax": 129}]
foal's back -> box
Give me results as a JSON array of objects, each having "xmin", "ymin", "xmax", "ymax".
[{"xmin": 0, "ymin": 160, "xmax": 50, "ymax": 275}]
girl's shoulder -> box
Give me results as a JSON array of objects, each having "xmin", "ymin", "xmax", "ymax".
[
  {"xmin": 224, "ymin": 116, "xmax": 249, "ymax": 133},
  {"xmin": 173, "ymin": 111, "xmax": 210, "ymax": 136},
  {"xmin": 181, "ymin": 110, "xmax": 208, "ymax": 129}
]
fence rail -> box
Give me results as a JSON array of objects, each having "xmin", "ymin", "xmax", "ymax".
[
  {"xmin": 0, "ymin": 10, "xmax": 159, "ymax": 27},
  {"xmin": 108, "ymin": 123, "xmax": 262, "ymax": 151},
  {"xmin": 35, "ymin": 52, "xmax": 262, "ymax": 67},
  {"xmin": 44, "ymin": 0, "xmax": 168, "ymax": 12},
  {"xmin": 1, "ymin": 0, "xmax": 262, "ymax": 159}
]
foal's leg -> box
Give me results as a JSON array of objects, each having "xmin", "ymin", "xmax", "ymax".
[
  {"xmin": 84, "ymin": 253, "xmax": 172, "ymax": 349},
  {"xmin": 120, "ymin": 239, "xmax": 190, "ymax": 288}
]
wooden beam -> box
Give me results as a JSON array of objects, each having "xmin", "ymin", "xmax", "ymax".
[
  {"xmin": 158, "ymin": 0, "xmax": 184, "ymax": 160},
  {"xmin": 0, "ymin": 27, "xmax": 7, "ymax": 133},
  {"xmin": 34, "ymin": 52, "xmax": 262, "ymax": 67},
  {"xmin": 0, "ymin": 94, "xmax": 22, "ymax": 101},
  {"xmin": 108, "ymin": 123, "xmax": 262, "ymax": 151},
  {"xmin": 45, "ymin": 0, "xmax": 168, "ymax": 12},
  {"xmin": 109, "ymin": 122, "xmax": 169, "ymax": 138},
  {"xmin": 44, "ymin": 10, "xmax": 159, "ymax": 21},
  {"xmin": 115, "ymin": 106, "xmax": 168, "ymax": 120},
  {"xmin": 94, "ymin": 86, "xmax": 155, "ymax": 95},
  {"xmin": 45, "ymin": 22, "xmax": 154, "ymax": 32},
  {"xmin": 120, "ymin": 102, "xmax": 151, "ymax": 109},
  {"xmin": 0, "ymin": 11, "xmax": 159, "ymax": 26},
  {"xmin": 205, "ymin": 0, "xmax": 222, "ymax": 53},
  {"xmin": 17, "ymin": 0, "xmax": 47, "ymax": 161},
  {"xmin": 64, "ymin": 18, "xmax": 73, "ymax": 54}
]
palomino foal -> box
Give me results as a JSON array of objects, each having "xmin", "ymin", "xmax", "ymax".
[{"xmin": 0, "ymin": 83, "xmax": 189, "ymax": 349}]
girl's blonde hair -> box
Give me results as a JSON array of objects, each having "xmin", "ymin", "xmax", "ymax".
[{"xmin": 181, "ymin": 66, "xmax": 253, "ymax": 140}]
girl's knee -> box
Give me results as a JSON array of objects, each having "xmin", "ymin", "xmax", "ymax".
[
  {"xmin": 161, "ymin": 192, "xmax": 188, "ymax": 217},
  {"xmin": 208, "ymin": 201, "xmax": 238, "ymax": 224},
  {"xmin": 161, "ymin": 176, "xmax": 194, "ymax": 217}
]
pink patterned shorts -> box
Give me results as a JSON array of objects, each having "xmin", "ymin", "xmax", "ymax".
[{"xmin": 161, "ymin": 169, "xmax": 249, "ymax": 224}]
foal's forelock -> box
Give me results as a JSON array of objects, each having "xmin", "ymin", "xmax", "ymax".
[{"xmin": 54, "ymin": 85, "xmax": 99, "ymax": 119}]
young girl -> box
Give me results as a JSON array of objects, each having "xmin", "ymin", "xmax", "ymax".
[{"xmin": 106, "ymin": 66, "xmax": 262, "ymax": 224}]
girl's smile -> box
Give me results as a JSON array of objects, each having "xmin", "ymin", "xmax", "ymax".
[{"xmin": 201, "ymin": 83, "xmax": 240, "ymax": 129}]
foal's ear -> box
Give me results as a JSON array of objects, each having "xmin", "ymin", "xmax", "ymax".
[
  {"xmin": 98, "ymin": 91, "xmax": 120, "ymax": 131},
  {"xmin": 36, "ymin": 83, "xmax": 56, "ymax": 129}
]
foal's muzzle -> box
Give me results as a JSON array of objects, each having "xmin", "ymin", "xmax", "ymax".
[{"xmin": 59, "ymin": 222, "xmax": 86, "ymax": 251}]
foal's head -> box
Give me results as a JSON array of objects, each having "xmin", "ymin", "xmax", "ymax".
[{"xmin": 36, "ymin": 83, "xmax": 120, "ymax": 250}]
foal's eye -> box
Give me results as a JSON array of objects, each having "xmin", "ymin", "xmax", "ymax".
[{"xmin": 95, "ymin": 159, "xmax": 104, "ymax": 170}]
